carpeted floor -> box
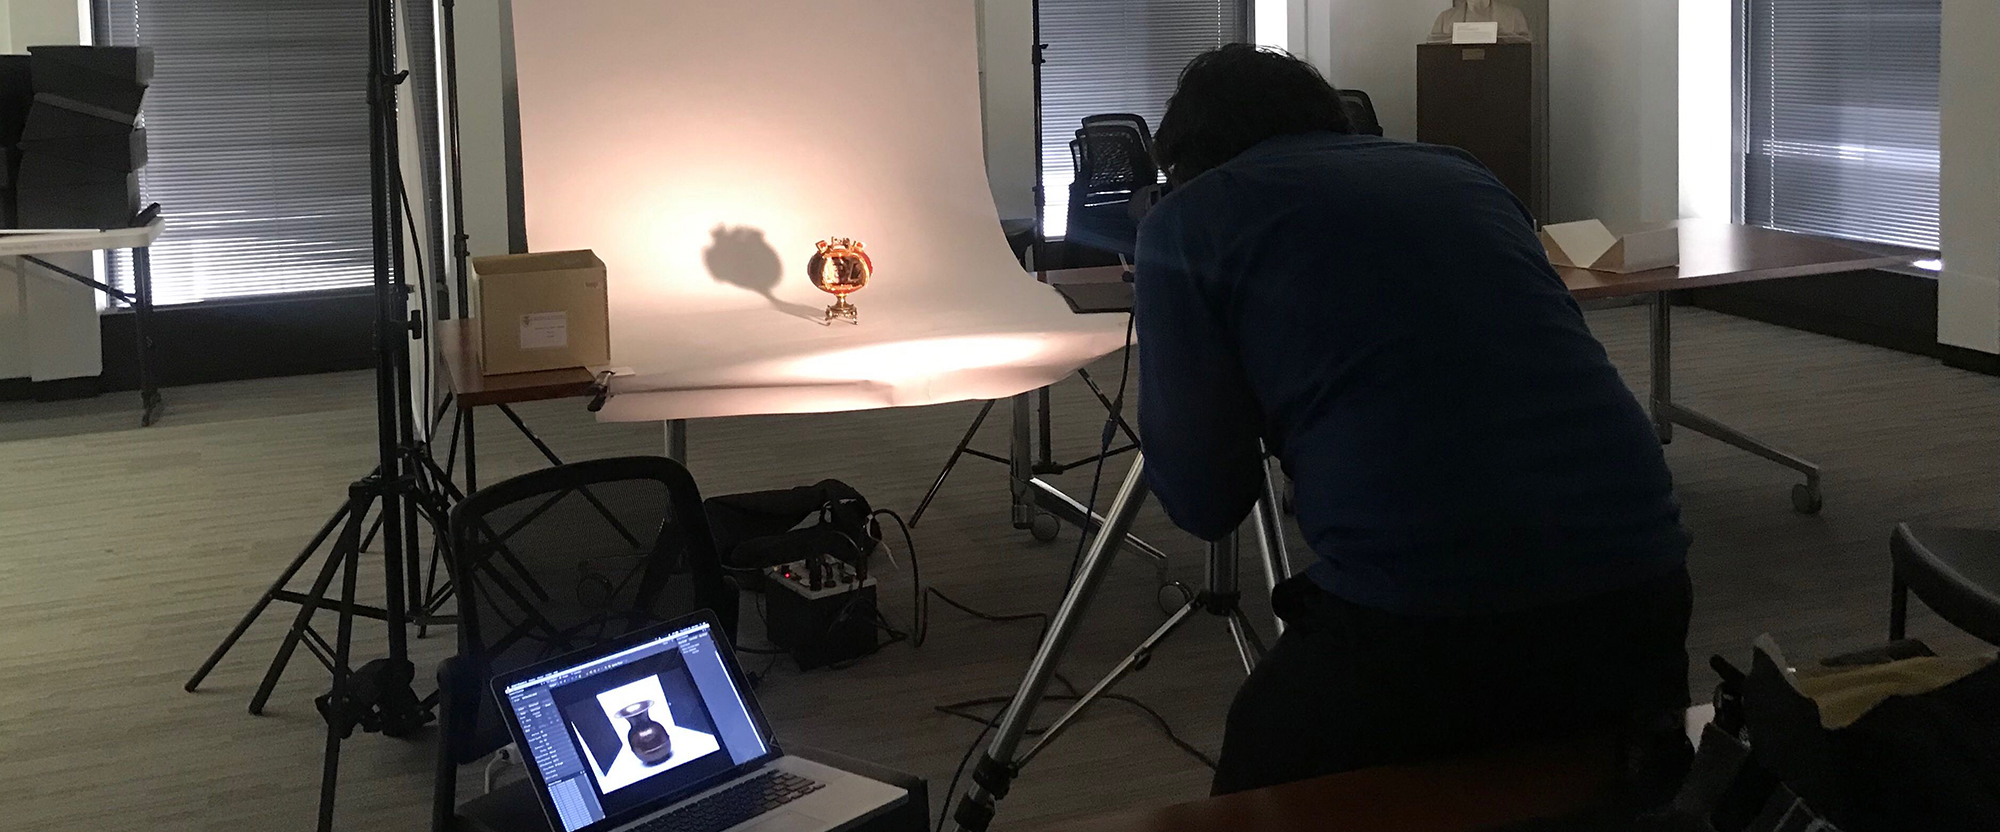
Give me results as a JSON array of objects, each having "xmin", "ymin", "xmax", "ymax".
[{"xmin": 0, "ymin": 304, "xmax": 1994, "ymax": 831}]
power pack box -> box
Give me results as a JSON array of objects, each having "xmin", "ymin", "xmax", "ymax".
[{"xmin": 470, "ymin": 249, "xmax": 610, "ymax": 375}]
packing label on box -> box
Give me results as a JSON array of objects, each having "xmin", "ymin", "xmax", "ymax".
[{"xmin": 519, "ymin": 311, "xmax": 570, "ymax": 351}]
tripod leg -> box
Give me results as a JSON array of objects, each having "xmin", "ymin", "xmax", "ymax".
[
  {"xmin": 1016, "ymin": 598, "xmax": 1203, "ymax": 767},
  {"xmin": 186, "ymin": 501, "xmax": 352, "ymax": 693},
  {"xmin": 953, "ymin": 457, "xmax": 1151, "ymax": 832},
  {"xmin": 1250, "ymin": 457, "xmax": 1295, "ymax": 636},
  {"xmin": 319, "ymin": 507, "xmax": 363, "ymax": 832},
  {"xmin": 251, "ymin": 489, "xmax": 376, "ymax": 716},
  {"xmin": 1225, "ymin": 608, "xmax": 1267, "ymax": 674},
  {"xmin": 911, "ymin": 400, "xmax": 996, "ymax": 527}
]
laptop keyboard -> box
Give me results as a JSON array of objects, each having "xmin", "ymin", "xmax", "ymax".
[{"xmin": 632, "ymin": 770, "xmax": 824, "ymax": 832}]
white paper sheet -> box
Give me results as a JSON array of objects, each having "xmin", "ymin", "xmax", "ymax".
[{"xmin": 508, "ymin": 0, "xmax": 1129, "ymax": 422}]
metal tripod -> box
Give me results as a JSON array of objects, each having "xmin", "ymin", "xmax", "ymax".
[{"xmin": 951, "ymin": 453, "xmax": 1295, "ymax": 832}]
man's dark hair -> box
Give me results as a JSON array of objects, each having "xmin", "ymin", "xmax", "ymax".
[{"xmin": 1154, "ymin": 44, "xmax": 1353, "ymax": 185}]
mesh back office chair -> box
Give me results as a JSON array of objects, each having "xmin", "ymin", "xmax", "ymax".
[
  {"xmin": 433, "ymin": 456, "xmax": 738, "ymax": 832},
  {"xmin": 1066, "ymin": 120, "xmax": 1157, "ymax": 257},
  {"xmin": 1340, "ymin": 89, "xmax": 1385, "ymax": 137},
  {"xmin": 1080, "ymin": 112, "xmax": 1156, "ymax": 161}
]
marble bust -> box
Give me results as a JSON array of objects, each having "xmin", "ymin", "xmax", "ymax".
[{"xmin": 1430, "ymin": 0, "xmax": 1532, "ymax": 42}]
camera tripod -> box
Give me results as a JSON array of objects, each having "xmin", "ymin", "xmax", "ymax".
[{"xmin": 951, "ymin": 453, "xmax": 1295, "ymax": 832}]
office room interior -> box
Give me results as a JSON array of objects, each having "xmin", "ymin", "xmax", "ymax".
[{"xmin": 2, "ymin": 0, "xmax": 1998, "ymax": 830}]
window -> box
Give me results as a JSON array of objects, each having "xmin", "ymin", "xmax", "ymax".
[
  {"xmin": 1742, "ymin": 0, "xmax": 1942, "ymax": 252},
  {"xmin": 1039, "ymin": 0, "xmax": 1246, "ymax": 238},
  {"xmin": 96, "ymin": 0, "xmax": 373, "ymax": 306}
]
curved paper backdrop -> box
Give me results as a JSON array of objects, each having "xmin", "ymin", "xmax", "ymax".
[{"xmin": 509, "ymin": 0, "xmax": 1129, "ymax": 422}]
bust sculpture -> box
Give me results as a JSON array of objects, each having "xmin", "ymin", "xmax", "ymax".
[{"xmin": 1430, "ymin": 0, "xmax": 1532, "ymax": 42}]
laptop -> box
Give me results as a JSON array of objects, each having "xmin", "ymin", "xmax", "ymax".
[{"xmin": 493, "ymin": 611, "xmax": 908, "ymax": 832}]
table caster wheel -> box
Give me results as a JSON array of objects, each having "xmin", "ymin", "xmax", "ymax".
[
  {"xmin": 1029, "ymin": 511, "xmax": 1062, "ymax": 542},
  {"xmin": 1792, "ymin": 483, "xmax": 1823, "ymax": 515},
  {"xmin": 1158, "ymin": 581, "xmax": 1194, "ymax": 615}
]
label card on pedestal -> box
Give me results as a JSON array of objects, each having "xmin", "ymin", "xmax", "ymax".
[{"xmin": 1452, "ymin": 21, "xmax": 1500, "ymax": 44}]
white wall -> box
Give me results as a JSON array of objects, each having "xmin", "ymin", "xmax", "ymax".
[
  {"xmin": 0, "ymin": 0, "xmax": 96, "ymax": 386},
  {"xmin": 1939, "ymin": 0, "xmax": 2000, "ymax": 354},
  {"xmin": 979, "ymin": 0, "xmax": 1035, "ymax": 221},
  {"xmin": 1548, "ymin": 0, "xmax": 1677, "ymax": 230},
  {"xmin": 1678, "ymin": 0, "xmax": 1731, "ymax": 222},
  {"xmin": 1295, "ymin": 0, "xmax": 1436, "ymax": 141}
]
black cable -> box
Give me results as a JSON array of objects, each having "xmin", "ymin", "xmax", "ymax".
[
  {"xmin": 393, "ymin": 168, "xmax": 437, "ymax": 454},
  {"xmin": 1067, "ymin": 313, "xmax": 1137, "ymax": 585},
  {"xmin": 933, "ymin": 679, "xmax": 1217, "ymax": 771}
]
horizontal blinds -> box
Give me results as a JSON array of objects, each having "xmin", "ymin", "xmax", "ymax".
[
  {"xmin": 1039, "ymin": 0, "xmax": 1244, "ymax": 238},
  {"xmin": 1743, "ymin": 0, "xmax": 1941, "ymax": 251},
  {"xmin": 98, "ymin": 0, "xmax": 373, "ymax": 306}
]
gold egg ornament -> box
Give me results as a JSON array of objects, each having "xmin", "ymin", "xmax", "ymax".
[{"xmin": 807, "ymin": 237, "xmax": 873, "ymax": 325}]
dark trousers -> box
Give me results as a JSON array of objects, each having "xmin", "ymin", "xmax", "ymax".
[{"xmin": 1212, "ymin": 568, "xmax": 1693, "ymax": 796}]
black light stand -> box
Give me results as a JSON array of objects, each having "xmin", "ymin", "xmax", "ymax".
[{"xmin": 183, "ymin": 2, "xmax": 442, "ymax": 828}]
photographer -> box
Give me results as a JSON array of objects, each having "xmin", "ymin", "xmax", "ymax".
[{"xmin": 1133, "ymin": 45, "xmax": 1694, "ymax": 798}]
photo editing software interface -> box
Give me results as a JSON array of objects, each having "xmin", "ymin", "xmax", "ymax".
[{"xmin": 504, "ymin": 622, "xmax": 772, "ymax": 832}]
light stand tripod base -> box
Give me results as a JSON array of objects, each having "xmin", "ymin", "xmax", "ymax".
[{"xmin": 952, "ymin": 453, "xmax": 1287, "ymax": 832}]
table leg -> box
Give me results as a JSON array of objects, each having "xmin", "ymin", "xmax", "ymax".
[
  {"xmin": 666, "ymin": 419, "xmax": 688, "ymax": 465},
  {"xmin": 1010, "ymin": 393, "xmax": 1035, "ymax": 531},
  {"xmin": 133, "ymin": 246, "xmax": 162, "ymax": 427},
  {"xmin": 464, "ymin": 408, "xmax": 479, "ymax": 493},
  {"xmin": 1649, "ymin": 292, "xmax": 1673, "ymax": 444},
  {"xmin": 1648, "ymin": 291, "xmax": 1824, "ymax": 514}
]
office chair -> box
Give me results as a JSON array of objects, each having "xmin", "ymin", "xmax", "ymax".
[
  {"xmin": 1080, "ymin": 112, "xmax": 1156, "ymax": 160},
  {"xmin": 433, "ymin": 456, "xmax": 738, "ymax": 832},
  {"xmin": 1066, "ymin": 121, "xmax": 1157, "ymax": 257},
  {"xmin": 1340, "ymin": 89, "xmax": 1385, "ymax": 137},
  {"xmin": 1889, "ymin": 523, "xmax": 2000, "ymax": 647}
]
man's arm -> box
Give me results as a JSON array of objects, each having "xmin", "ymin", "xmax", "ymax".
[{"xmin": 1134, "ymin": 198, "xmax": 1266, "ymax": 542}]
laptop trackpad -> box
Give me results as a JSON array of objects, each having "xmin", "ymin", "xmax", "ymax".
[{"xmin": 740, "ymin": 810, "xmax": 820, "ymax": 832}]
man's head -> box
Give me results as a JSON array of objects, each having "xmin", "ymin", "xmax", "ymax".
[{"xmin": 1154, "ymin": 44, "xmax": 1353, "ymax": 186}]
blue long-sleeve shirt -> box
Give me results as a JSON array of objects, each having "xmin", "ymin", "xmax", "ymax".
[{"xmin": 1135, "ymin": 132, "xmax": 1688, "ymax": 616}]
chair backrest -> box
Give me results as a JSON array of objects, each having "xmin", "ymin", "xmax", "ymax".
[
  {"xmin": 443, "ymin": 455, "xmax": 737, "ymax": 762},
  {"xmin": 1340, "ymin": 89, "xmax": 1385, "ymax": 137},
  {"xmin": 1080, "ymin": 112, "xmax": 1155, "ymax": 157},
  {"xmin": 1071, "ymin": 123, "xmax": 1157, "ymax": 200}
]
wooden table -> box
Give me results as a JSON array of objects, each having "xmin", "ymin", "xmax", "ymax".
[
  {"xmin": 1048, "ymin": 734, "xmax": 1620, "ymax": 832},
  {"xmin": 1041, "ymin": 221, "xmax": 1921, "ymax": 514},
  {"xmin": 434, "ymin": 318, "xmax": 599, "ymax": 491},
  {"xmin": 1555, "ymin": 221, "xmax": 1918, "ymax": 513}
]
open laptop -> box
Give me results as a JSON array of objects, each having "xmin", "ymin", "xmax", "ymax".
[{"xmin": 493, "ymin": 611, "xmax": 907, "ymax": 832}]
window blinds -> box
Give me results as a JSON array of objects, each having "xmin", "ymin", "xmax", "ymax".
[
  {"xmin": 1743, "ymin": 0, "xmax": 1941, "ymax": 252},
  {"xmin": 1038, "ymin": 0, "xmax": 1245, "ymax": 238},
  {"xmin": 96, "ymin": 0, "xmax": 374, "ymax": 306}
]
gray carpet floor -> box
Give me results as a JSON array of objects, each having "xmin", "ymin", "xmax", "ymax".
[{"xmin": 0, "ymin": 304, "xmax": 1995, "ymax": 831}]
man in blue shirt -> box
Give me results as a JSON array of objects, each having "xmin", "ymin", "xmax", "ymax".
[{"xmin": 1135, "ymin": 46, "xmax": 1693, "ymax": 799}]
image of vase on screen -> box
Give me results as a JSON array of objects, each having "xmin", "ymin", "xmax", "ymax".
[{"xmin": 553, "ymin": 653, "xmax": 726, "ymax": 795}]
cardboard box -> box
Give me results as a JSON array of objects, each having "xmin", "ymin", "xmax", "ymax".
[
  {"xmin": 1541, "ymin": 220, "xmax": 1680, "ymax": 274},
  {"xmin": 471, "ymin": 250, "xmax": 610, "ymax": 375}
]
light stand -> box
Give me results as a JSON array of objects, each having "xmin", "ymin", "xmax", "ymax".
[
  {"xmin": 949, "ymin": 454, "xmax": 1295, "ymax": 832},
  {"xmin": 183, "ymin": 2, "xmax": 440, "ymax": 828}
]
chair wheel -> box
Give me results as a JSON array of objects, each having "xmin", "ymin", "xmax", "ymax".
[
  {"xmin": 1792, "ymin": 483, "xmax": 1823, "ymax": 515},
  {"xmin": 1158, "ymin": 582, "xmax": 1194, "ymax": 615},
  {"xmin": 1029, "ymin": 512, "xmax": 1062, "ymax": 542}
]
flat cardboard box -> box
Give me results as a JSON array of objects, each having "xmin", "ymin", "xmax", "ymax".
[{"xmin": 471, "ymin": 249, "xmax": 610, "ymax": 376}]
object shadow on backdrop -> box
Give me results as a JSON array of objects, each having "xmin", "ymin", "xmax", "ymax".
[{"xmin": 705, "ymin": 224, "xmax": 823, "ymax": 322}]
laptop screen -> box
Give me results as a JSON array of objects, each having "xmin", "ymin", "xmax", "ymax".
[{"xmin": 500, "ymin": 620, "xmax": 773, "ymax": 832}]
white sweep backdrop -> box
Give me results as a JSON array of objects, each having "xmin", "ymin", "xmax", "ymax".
[{"xmin": 508, "ymin": 0, "xmax": 1129, "ymax": 421}]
